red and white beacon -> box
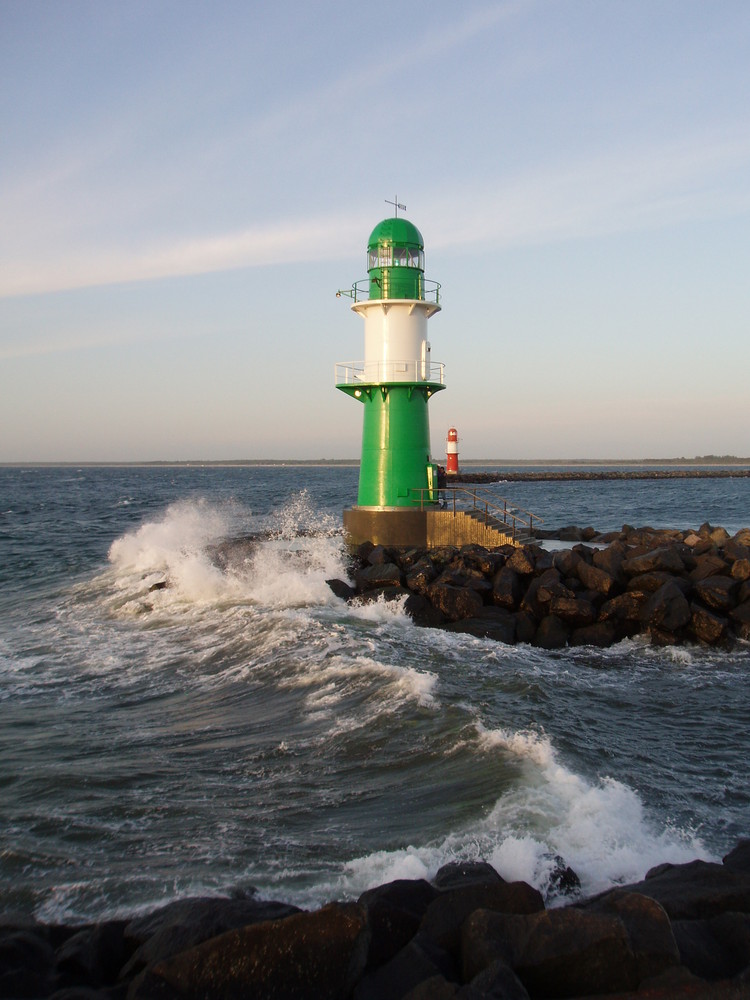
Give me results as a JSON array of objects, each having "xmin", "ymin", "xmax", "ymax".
[{"xmin": 446, "ymin": 426, "xmax": 459, "ymax": 475}]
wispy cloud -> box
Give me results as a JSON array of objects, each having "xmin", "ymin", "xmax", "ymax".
[{"xmin": 3, "ymin": 123, "xmax": 749, "ymax": 300}]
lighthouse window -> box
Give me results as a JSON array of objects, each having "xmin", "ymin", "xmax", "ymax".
[
  {"xmin": 368, "ymin": 250, "xmax": 378, "ymax": 269},
  {"xmin": 378, "ymin": 247, "xmax": 392, "ymax": 267},
  {"xmin": 393, "ymin": 248, "xmax": 408, "ymax": 267},
  {"xmin": 407, "ymin": 248, "xmax": 424, "ymax": 269}
]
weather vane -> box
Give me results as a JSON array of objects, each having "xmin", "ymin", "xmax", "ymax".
[{"xmin": 385, "ymin": 196, "xmax": 406, "ymax": 217}]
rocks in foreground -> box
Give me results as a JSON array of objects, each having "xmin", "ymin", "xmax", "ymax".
[
  {"xmin": 328, "ymin": 524, "xmax": 750, "ymax": 650},
  {"xmin": 3, "ymin": 843, "xmax": 750, "ymax": 998}
]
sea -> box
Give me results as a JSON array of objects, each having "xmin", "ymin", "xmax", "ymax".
[{"xmin": 1, "ymin": 464, "xmax": 749, "ymax": 924}]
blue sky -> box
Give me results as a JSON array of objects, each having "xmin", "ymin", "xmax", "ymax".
[{"xmin": 1, "ymin": 0, "xmax": 749, "ymax": 461}]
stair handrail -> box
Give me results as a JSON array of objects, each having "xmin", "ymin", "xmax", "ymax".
[{"xmin": 410, "ymin": 485, "xmax": 543, "ymax": 542}]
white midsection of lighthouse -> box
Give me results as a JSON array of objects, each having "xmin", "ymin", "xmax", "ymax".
[{"xmin": 352, "ymin": 299, "xmax": 441, "ymax": 383}]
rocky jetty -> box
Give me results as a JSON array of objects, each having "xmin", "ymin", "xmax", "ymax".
[
  {"xmin": 328, "ymin": 523, "xmax": 750, "ymax": 650},
  {"xmin": 3, "ymin": 842, "xmax": 750, "ymax": 998}
]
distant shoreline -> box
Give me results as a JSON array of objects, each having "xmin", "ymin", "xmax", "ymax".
[{"xmin": 2, "ymin": 457, "xmax": 750, "ymax": 469}]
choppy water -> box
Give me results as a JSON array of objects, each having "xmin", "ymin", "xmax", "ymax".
[{"xmin": 1, "ymin": 466, "xmax": 749, "ymax": 923}]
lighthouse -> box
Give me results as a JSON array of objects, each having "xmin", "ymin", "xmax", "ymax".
[
  {"xmin": 446, "ymin": 426, "xmax": 459, "ymax": 475},
  {"xmin": 336, "ymin": 206, "xmax": 445, "ymax": 546}
]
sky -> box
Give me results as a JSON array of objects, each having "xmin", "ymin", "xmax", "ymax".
[{"xmin": 1, "ymin": 0, "xmax": 749, "ymax": 462}]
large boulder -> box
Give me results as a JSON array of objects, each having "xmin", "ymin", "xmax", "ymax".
[
  {"xmin": 532, "ymin": 614, "xmax": 569, "ymax": 650},
  {"xmin": 131, "ymin": 902, "xmax": 369, "ymax": 1000},
  {"xmin": 405, "ymin": 557, "xmax": 438, "ymax": 595},
  {"xmin": 622, "ymin": 547, "xmax": 686, "ymax": 577},
  {"xmin": 621, "ymin": 858, "xmax": 750, "ymax": 920},
  {"xmin": 578, "ymin": 889, "xmax": 680, "ymax": 982},
  {"xmin": 427, "ymin": 583, "xmax": 483, "ymax": 622},
  {"xmin": 418, "ymin": 882, "xmax": 544, "ymax": 961},
  {"xmin": 672, "ymin": 912, "xmax": 750, "ymax": 980},
  {"xmin": 641, "ymin": 581, "xmax": 691, "ymax": 634},
  {"xmin": 461, "ymin": 906, "xmax": 638, "ymax": 997},
  {"xmin": 576, "ymin": 560, "xmax": 618, "ymax": 597},
  {"xmin": 693, "ymin": 575, "xmax": 738, "ymax": 613},
  {"xmin": 123, "ymin": 897, "xmax": 302, "ymax": 970},
  {"xmin": 444, "ymin": 607, "xmax": 516, "ymax": 644},
  {"xmin": 491, "ymin": 565, "xmax": 523, "ymax": 610},
  {"xmin": 358, "ymin": 879, "xmax": 438, "ymax": 970},
  {"xmin": 549, "ymin": 595, "xmax": 597, "ymax": 628},
  {"xmin": 355, "ymin": 561, "xmax": 403, "ymax": 591}
]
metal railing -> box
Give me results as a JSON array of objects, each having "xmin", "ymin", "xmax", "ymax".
[
  {"xmin": 336, "ymin": 278, "xmax": 441, "ymax": 305},
  {"xmin": 335, "ymin": 360, "xmax": 445, "ymax": 385},
  {"xmin": 410, "ymin": 485, "xmax": 543, "ymax": 543}
]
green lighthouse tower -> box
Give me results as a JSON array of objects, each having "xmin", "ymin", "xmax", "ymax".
[{"xmin": 336, "ymin": 206, "xmax": 445, "ymax": 546}]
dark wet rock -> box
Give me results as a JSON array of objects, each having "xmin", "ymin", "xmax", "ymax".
[
  {"xmin": 693, "ymin": 575, "xmax": 738, "ymax": 613},
  {"xmin": 626, "ymin": 570, "xmax": 690, "ymax": 593},
  {"xmin": 552, "ymin": 549, "xmax": 582, "ymax": 578},
  {"xmin": 366, "ymin": 544, "xmax": 391, "ymax": 565},
  {"xmin": 628, "ymin": 858, "xmax": 750, "ymax": 919},
  {"xmin": 444, "ymin": 607, "xmax": 516, "ymax": 643},
  {"xmin": 579, "ymin": 889, "xmax": 680, "ymax": 983},
  {"xmin": 592, "ymin": 542, "xmax": 627, "ymax": 582},
  {"xmin": 519, "ymin": 577, "xmax": 546, "ymax": 619},
  {"xmin": 622, "ymin": 546, "xmax": 686, "ymax": 577},
  {"xmin": 544, "ymin": 856, "xmax": 582, "ymax": 898},
  {"xmin": 354, "ymin": 584, "xmax": 408, "ymax": 605},
  {"xmin": 123, "ymin": 897, "xmax": 302, "ymax": 975},
  {"xmin": 132, "ymin": 902, "xmax": 369, "ymax": 1000},
  {"xmin": 419, "ymin": 882, "xmax": 544, "ymax": 962},
  {"xmin": 731, "ymin": 558, "xmax": 750, "ymax": 581},
  {"xmin": 326, "ymin": 577, "xmax": 356, "ymax": 601},
  {"xmin": 405, "ymin": 557, "xmax": 438, "ymax": 594},
  {"xmin": 0, "ymin": 926, "xmax": 56, "ymax": 999},
  {"xmin": 532, "ymin": 614, "xmax": 568, "ymax": 649},
  {"xmin": 690, "ymin": 553, "xmax": 730, "ymax": 582},
  {"xmin": 55, "ymin": 921, "xmax": 131, "ymax": 990},
  {"xmin": 724, "ymin": 537, "xmax": 750, "ymax": 562},
  {"xmin": 427, "ymin": 583, "xmax": 483, "ymax": 622},
  {"xmin": 513, "ymin": 610, "xmax": 538, "ymax": 644},
  {"xmin": 358, "ymin": 879, "xmax": 438, "ymax": 970},
  {"xmin": 689, "ymin": 603, "xmax": 729, "ymax": 645},
  {"xmin": 353, "ymin": 939, "xmax": 450, "ymax": 1000},
  {"xmin": 401, "ymin": 973, "xmax": 458, "ymax": 1000},
  {"xmin": 505, "ymin": 547, "xmax": 536, "ymax": 576},
  {"xmin": 672, "ymin": 911, "xmax": 750, "ymax": 981},
  {"xmin": 491, "ymin": 565, "xmax": 523, "ymax": 610},
  {"xmin": 548, "ymin": 595, "xmax": 597, "ymax": 628},
  {"xmin": 433, "ymin": 862, "xmax": 505, "ymax": 892},
  {"xmin": 641, "ymin": 581, "xmax": 691, "ymax": 633},
  {"xmin": 462, "ymin": 906, "xmax": 637, "ymax": 997},
  {"xmin": 147, "ymin": 581, "xmax": 168, "ymax": 593},
  {"xmin": 463, "ymin": 958, "xmax": 530, "ymax": 999},
  {"xmin": 724, "ymin": 840, "xmax": 750, "ymax": 875},
  {"xmin": 403, "ymin": 592, "xmax": 446, "ymax": 628},
  {"xmin": 576, "ymin": 560, "xmax": 617, "ymax": 597},
  {"xmin": 569, "ymin": 621, "xmax": 619, "ymax": 647},
  {"xmin": 355, "ymin": 561, "xmax": 403, "ymax": 590},
  {"xmin": 598, "ymin": 591, "xmax": 647, "ymax": 624}
]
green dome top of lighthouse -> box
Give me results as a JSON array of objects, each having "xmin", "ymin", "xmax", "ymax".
[
  {"xmin": 366, "ymin": 217, "xmax": 427, "ymax": 299},
  {"xmin": 367, "ymin": 217, "xmax": 424, "ymax": 252}
]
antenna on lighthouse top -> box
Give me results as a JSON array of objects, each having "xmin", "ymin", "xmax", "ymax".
[{"xmin": 385, "ymin": 196, "xmax": 406, "ymax": 217}]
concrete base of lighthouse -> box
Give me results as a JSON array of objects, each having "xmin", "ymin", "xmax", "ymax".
[{"xmin": 343, "ymin": 507, "xmax": 518, "ymax": 551}]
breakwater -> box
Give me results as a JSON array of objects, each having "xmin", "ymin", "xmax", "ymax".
[
  {"xmin": 5, "ymin": 841, "xmax": 749, "ymax": 998},
  {"xmin": 330, "ymin": 523, "xmax": 750, "ymax": 649},
  {"xmin": 455, "ymin": 469, "xmax": 750, "ymax": 482}
]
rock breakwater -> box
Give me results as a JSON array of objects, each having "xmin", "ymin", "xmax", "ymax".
[
  {"xmin": 329, "ymin": 523, "xmax": 750, "ymax": 649},
  {"xmin": 4, "ymin": 842, "xmax": 750, "ymax": 998}
]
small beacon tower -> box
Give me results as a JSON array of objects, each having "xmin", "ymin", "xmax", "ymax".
[
  {"xmin": 446, "ymin": 427, "xmax": 459, "ymax": 475},
  {"xmin": 336, "ymin": 206, "xmax": 445, "ymax": 547}
]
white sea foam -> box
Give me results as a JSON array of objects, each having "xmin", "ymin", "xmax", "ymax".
[
  {"xmin": 105, "ymin": 498, "xmax": 349, "ymax": 612},
  {"xmin": 305, "ymin": 720, "xmax": 711, "ymax": 907}
]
